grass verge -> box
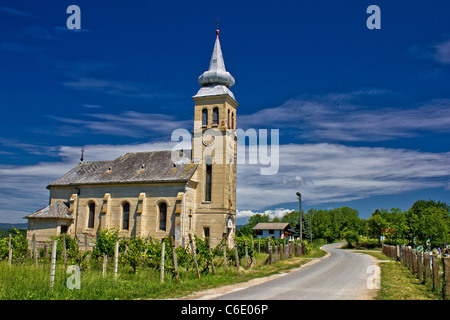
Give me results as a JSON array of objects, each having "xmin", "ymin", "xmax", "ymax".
[
  {"xmin": 376, "ymin": 262, "xmax": 438, "ymax": 300},
  {"xmin": 351, "ymin": 248, "xmax": 440, "ymax": 300},
  {"xmin": 0, "ymin": 244, "xmax": 327, "ymax": 300}
]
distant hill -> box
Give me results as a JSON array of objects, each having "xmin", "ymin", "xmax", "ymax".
[{"xmin": 0, "ymin": 222, "xmax": 28, "ymax": 231}]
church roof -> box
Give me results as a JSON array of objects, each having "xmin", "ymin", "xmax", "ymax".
[
  {"xmin": 47, "ymin": 150, "xmax": 197, "ymax": 187},
  {"xmin": 194, "ymin": 29, "xmax": 236, "ymax": 100},
  {"xmin": 25, "ymin": 201, "xmax": 73, "ymax": 220}
]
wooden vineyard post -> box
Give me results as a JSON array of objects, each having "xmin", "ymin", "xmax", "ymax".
[
  {"xmin": 418, "ymin": 251, "xmax": 423, "ymax": 282},
  {"xmin": 410, "ymin": 247, "xmax": 413, "ymax": 270},
  {"xmin": 102, "ymin": 254, "xmax": 108, "ymax": 277},
  {"xmin": 32, "ymin": 234, "xmax": 37, "ymax": 266},
  {"xmin": 251, "ymin": 240, "xmax": 256, "ymax": 267},
  {"xmin": 188, "ymin": 234, "xmax": 200, "ymax": 279},
  {"xmin": 50, "ymin": 240, "xmax": 57, "ymax": 289},
  {"xmin": 223, "ymin": 244, "xmax": 228, "ymax": 272},
  {"xmin": 423, "ymin": 252, "xmax": 430, "ymax": 284},
  {"xmin": 414, "ymin": 250, "xmax": 419, "ymax": 275},
  {"xmin": 251, "ymin": 238, "xmax": 255, "ymax": 262},
  {"xmin": 234, "ymin": 239, "xmax": 240, "ymax": 271},
  {"xmin": 285, "ymin": 243, "xmax": 289, "ymax": 260},
  {"xmin": 258, "ymin": 238, "xmax": 261, "ymax": 254},
  {"xmin": 8, "ymin": 234, "xmax": 12, "ymax": 266},
  {"xmin": 63, "ymin": 234, "xmax": 67, "ymax": 267},
  {"xmin": 207, "ymin": 239, "xmax": 215, "ymax": 275},
  {"xmin": 84, "ymin": 236, "xmax": 90, "ymax": 269},
  {"xmin": 274, "ymin": 245, "xmax": 278, "ymax": 263},
  {"xmin": 245, "ymin": 240, "xmax": 249, "ymax": 268},
  {"xmin": 269, "ymin": 245, "xmax": 273, "ymax": 264},
  {"xmin": 30, "ymin": 234, "xmax": 34, "ymax": 259},
  {"xmin": 114, "ymin": 240, "xmax": 119, "ymax": 279},
  {"xmin": 411, "ymin": 249, "xmax": 416, "ymax": 274},
  {"xmin": 443, "ymin": 257, "xmax": 450, "ymax": 300},
  {"xmin": 432, "ymin": 254, "xmax": 439, "ymax": 292},
  {"xmin": 170, "ymin": 237, "xmax": 180, "ymax": 280},
  {"xmin": 34, "ymin": 242, "xmax": 38, "ymax": 266},
  {"xmin": 160, "ymin": 241, "xmax": 165, "ymax": 283},
  {"xmin": 279, "ymin": 244, "xmax": 283, "ymax": 261}
]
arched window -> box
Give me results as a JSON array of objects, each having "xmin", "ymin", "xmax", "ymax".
[
  {"xmin": 228, "ymin": 110, "xmax": 230, "ymax": 128},
  {"xmin": 202, "ymin": 108, "xmax": 208, "ymax": 126},
  {"xmin": 88, "ymin": 202, "xmax": 95, "ymax": 229},
  {"xmin": 159, "ymin": 202, "xmax": 167, "ymax": 231},
  {"xmin": 188, "ymin": 209, "xmax": 193, "ymax": 230},
  {"xmin": 212, "ymin": 107, "xmax": 219, "ymax": 125},
  {"xmin": 122, "ymin": 202, "xmax": 130, "ymax": 230},
  {"xmin": 231, "ymin": 112, "xmax": 235, "ymax": 129},
  {"xmin": 205, "ymin": 164, "xmax": 212, "ymax": 202}
]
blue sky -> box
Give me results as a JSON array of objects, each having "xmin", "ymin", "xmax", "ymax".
[{"xmin": 1, "ymin": 0, "xmax": 450, "ymax": 224}]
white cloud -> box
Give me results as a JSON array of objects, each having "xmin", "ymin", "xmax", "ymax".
[
  {"xmin": 433, "ymin": 39, "xmax": 450, "ymax": 65},
  {"xmin": 0, "ymin": 7, "xmax": 36, "ymax": 18},
  {"xmin": 236, "ymin": 143, "xmax": 450, "ymax": 211},
  {"xmin": 47, "ymin": 111, "xmax": 192, "ymax": 138},
  {"xmin": 0, "ymin": 140, "xmax": 178, "ymax": 223},
  {"xmin": 237, "ymin": 208, "xmax": 294, "ymax": 220},
  {"xmin": 2, "ymin": 140, "xmax": 450, "ymax": 223},
  {"xmin": 3, "ymin": 90, "xmax": 450, "ymax": 223},
  {"xmin": 61, "ymin": 76, "xmax": 176, "ymax": 100},
  {"xmin": 239, "ymin": 94, "xmax": 450, "ymax": 142}
]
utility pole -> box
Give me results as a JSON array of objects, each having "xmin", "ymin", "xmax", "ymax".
[{"xmin": 296, "ymin": 192, "xmax": 302, "ymax": 244}]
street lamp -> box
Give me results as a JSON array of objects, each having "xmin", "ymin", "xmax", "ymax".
[{"xmin": 296, "ymin": 192, "xmax": 302, "ymax": 244}]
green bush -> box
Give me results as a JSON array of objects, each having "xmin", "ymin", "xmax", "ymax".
[
  {"xmin": 0, "ymin": 229, "xmax": 29, "ymax": 263},
  {"xmin": 357, "ymin": 237, "xmax": 380, "ymax": 249},
  {"xmin": 344, "ymin": 230, "xmax": 360, "ymax": 248},
  {"xmin": 92, "ymin": 228, "xmax": 119, "ymax": 259}
]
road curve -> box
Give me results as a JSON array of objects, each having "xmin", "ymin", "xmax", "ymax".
[{"xmin": 211, "ymin": 242, "xmax": 379, "ymax": 300}]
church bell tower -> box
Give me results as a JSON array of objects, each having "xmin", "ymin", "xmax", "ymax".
[{"xmin": 192, "ymin": 28, "xmax": 238, "ymax": 247}]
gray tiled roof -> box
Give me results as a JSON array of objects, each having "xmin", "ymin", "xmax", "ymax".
[
  {"xmin": 47, "ymin": 150, "xmax": 197, "ymax": 187},
  {"xmin": 25, "ymin": 201, "xmax": 73, "ymax": 220},
  {"xmin": 252, "ymin": 223, "xmax": 291, "ymax": 230}
]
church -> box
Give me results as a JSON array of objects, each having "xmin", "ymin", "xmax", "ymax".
[{"xmin": 25, "ymin": 28, "xmax": 238, "ymax": 249}]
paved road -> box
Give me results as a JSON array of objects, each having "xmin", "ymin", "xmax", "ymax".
[{"xmin": 212, "ymin": 242, "xmax": 379, "ymax": 300}]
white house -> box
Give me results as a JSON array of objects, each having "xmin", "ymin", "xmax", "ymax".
[{"xmin": 252, "ymin": 223, "xmax": 295, "ymax": 239}]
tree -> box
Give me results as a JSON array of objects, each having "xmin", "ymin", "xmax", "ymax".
[
  {"xmin": 406, "ymin": 199, "xmax": 450, "ymax": 247},
  {"xmin": 247, "ymin": 213, "xmax": 270, "ymax": 229},
  {"xmin": 280, "ymin": 210, "xmax": 299, "ymax": 229},
  {"xmin": 236, "ymin": 225, "xmax": 253, "ymax": 237},
  {"xmin": 368, "ymin": 209, "xmax": 389, "ymax": 239},
  {"xmin": 123, "ymin": 236, "xmax": 147, "ymax": 273}
]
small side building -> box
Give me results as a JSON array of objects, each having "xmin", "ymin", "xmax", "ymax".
[
  {"xmin": 25, "ymin": 201, "xmax": 74, "ymax": 244},
  {"xmin": 252, "ymin": 223, "xmax": 295, "ymax": 239}
]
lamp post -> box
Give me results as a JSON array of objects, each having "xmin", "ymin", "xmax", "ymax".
[{"xmin": 296, "ymin": 192, "xmax": 302, "ymax": 244}]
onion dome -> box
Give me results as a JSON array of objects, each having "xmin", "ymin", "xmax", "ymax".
[{"xmin": 194, "ymin": 29, "xmax": 236, "ymax": 100}]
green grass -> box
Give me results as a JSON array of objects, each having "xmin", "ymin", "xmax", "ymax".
[
  {"xmin": 376, "ymin": 262, "xmax": 439, "ymax": 300},
  {"xmin": 0, "ymin": 244, "xmax": 327, "ymax": 300},
  {"xmin": 354, "ymin": 249, "xmax": 440, "ymax": 300},
  {"xmin": 351, "ymin": 249, "xmax": 394, "ymax": 261}
]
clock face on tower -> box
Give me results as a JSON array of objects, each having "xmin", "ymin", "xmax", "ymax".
[{"xmin": 202, "ymin": 133, "xmax": 216, "ymax": 147}]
